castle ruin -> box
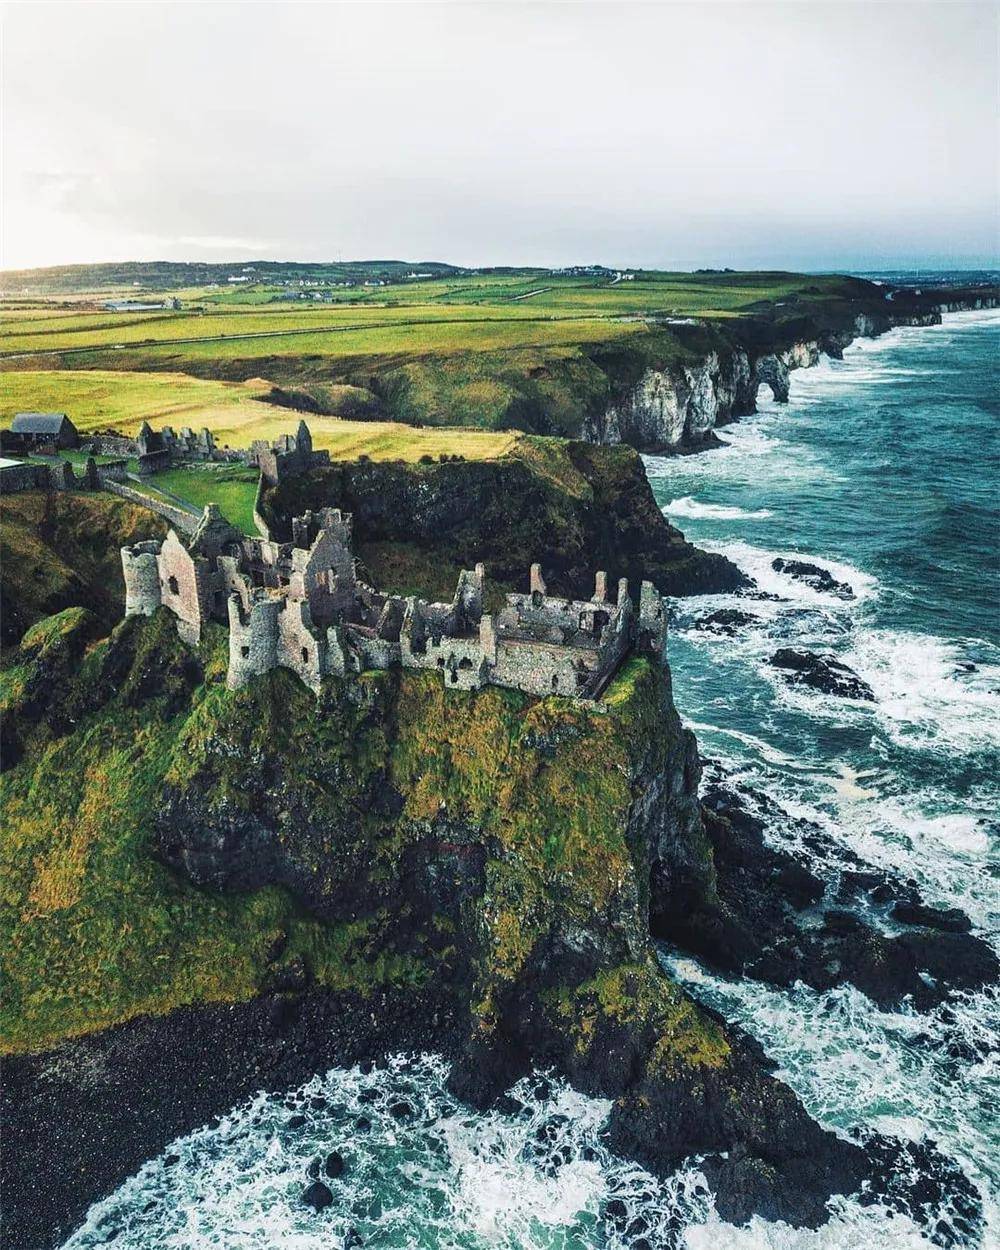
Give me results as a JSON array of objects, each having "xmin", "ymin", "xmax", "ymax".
[{"xmin": 122, "ymin": 503, "xmax": 667, "ymax": 700}]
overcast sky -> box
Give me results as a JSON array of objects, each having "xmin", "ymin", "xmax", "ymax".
[{"xmin": 2, "ymin": 1, "xmax": 997, "ymax": 271}]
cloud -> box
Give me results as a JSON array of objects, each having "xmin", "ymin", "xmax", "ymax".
[{"xmin": 2, "ymin": 2, "xmax": 996, "ymax": 269}]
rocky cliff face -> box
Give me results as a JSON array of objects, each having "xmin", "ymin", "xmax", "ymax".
[
  {"xmin": 584, "ymin": 297, "xmax": 993, "ymax": 454},
  {"xmin": 583, "ymin": 349, "xmax": 753, "ymax": 449},
  {"xmin": 263, "ymin": 437, "xmax": 749, "ymax": 597},
  {"xmin": 2, "ymin": 609, "xmax": 875, "ymax": 1245}
]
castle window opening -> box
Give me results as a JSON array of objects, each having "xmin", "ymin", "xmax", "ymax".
[
  {"xmin": 301, "ymin": 647, "xmax": 309, "ymax": 663},
  {"xmin": 458, "ymin": 657, "xmax": 473, "ymax": 671},
  {"xmin": 551, "ymin": 674, "xmax": 559, "ymax": 690},
  {"xmin": 167, "ymin": 575, "xmax": 179, "ymax": 596},
  {"xmin": 241, "ymin": 645, "xmax": 250, "ymax": 658}
]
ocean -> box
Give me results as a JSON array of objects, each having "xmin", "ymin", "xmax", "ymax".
[{"xmin": 64, "ymin": 310, "xmax": 1000, "ymax": 1249}]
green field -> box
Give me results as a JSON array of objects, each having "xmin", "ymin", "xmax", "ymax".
[
  {"xmin": 1, "ymin": 370, "xmax": 275, "ymax": 433},
  {"xmin": 0, "ymin": 271, "xmax": 854, "ymax": 359},
  {"xmin": 0, "ymin": 269, "xmax": 869, "ymax": 436}
]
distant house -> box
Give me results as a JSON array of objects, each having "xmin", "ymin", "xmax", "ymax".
[
  {"xmin": 10, "ymin": 412, "xmax": 79, "ymax": 449},
  {"xmin": 103, "ymin": 300, "xmax": 170, "ymax": 312}
]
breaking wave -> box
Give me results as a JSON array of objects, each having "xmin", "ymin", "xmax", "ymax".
[
  {"xmin": 664, "ymin": 496, "xmax": 774, "ymax": 522},
  {"xmin": 65, "ymin": 1054, "xmax": 715, "ymax": 1250},
  {"xmin": 650, "ymin": 306, "xmax": 1000, "ymax": 1248}
]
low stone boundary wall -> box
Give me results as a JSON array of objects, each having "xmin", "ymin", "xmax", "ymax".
[
  {"xmin": 0, "ymin": 461, "xmax": 49, "ymax": 493},
  {"xmin": 102, "ymin": 480, "xmax": 198, "ymax": 535},
  {"xmin": 251, "ymin": 471, "xmax": 270, "ymax": 539},
  {"xmin": 88, "ymin": 434, "xmax": 137, "ymax": 457}
]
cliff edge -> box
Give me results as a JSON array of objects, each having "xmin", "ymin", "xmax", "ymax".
[{"xmin": 3, "ymin": 608, "xmax": 865, "ymax": 1247}]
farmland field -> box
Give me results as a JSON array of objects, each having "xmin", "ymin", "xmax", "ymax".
[{"xmin": 0, "ymin": 268, "xmax": 871, "ymax": 436}]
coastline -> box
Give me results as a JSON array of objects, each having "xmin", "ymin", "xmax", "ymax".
[
  {"xmin": 1, "ymin": 986, "xmax": 464, "ymax": 1250},
  {"xmin": 587, "ymin": 292, "xmax": 999, "ymax": 456},
  {"xmin": 2, "ymin": 293, "xmax": 997, "ymax": 1250}
]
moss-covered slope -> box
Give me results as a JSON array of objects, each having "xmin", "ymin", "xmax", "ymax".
[
  {"xmin": 2, "ymin": 608, "xmax": 868, "ymax": 1234},
  {"xmin": 0, "ymin": 490, "xmax": 168, "ymax": 649},
  {"xmin": 0, "ymin": 608, "xmax": 693, "ymax": 1054}
]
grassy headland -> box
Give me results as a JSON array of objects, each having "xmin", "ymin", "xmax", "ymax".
[
  {"xmin": 0, "ymin": 608, "xmax": 688, "ymax": 1056},
  {"xmin": 0, "ymin": 269, "xmax": 901, "ymax": 436}
]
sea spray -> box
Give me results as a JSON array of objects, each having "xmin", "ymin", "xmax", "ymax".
[{"xmin": 64, "ymin": 1055, "xmax": 713, "ymax": 1250}]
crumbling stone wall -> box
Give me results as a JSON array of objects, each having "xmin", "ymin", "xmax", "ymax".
[
  {"xmin": 0, "ymin": 462, "xmax": 48, "ymax": 493},
  {"xmin": 104, "ymin": 481, "xmax": 198, "ymax": 535},
  {"xmin": 123, "ymin": 501, "xmax": 668, "ymax": 702},
  {"xmin": 251, "ymin": 421, "xmax": 331, "ymax": 485}
]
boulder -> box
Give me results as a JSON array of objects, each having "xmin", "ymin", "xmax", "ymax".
[
  {"xmin": 301, "ymin": 1180, "xmax": 333, "ymax": 1211},
  {"xmin": 694, "ymin": 609, "xmax": 760, "ymax": 635},
  {"xmin": 770, "ymin": 649, "xmax": 874, "ymax": 700},
  {"xmin": 324, "ymin": 1150, "xmax": 346, "ymax": 1179},
  {"xmin": 771, "ymin": 558, "xmax": 855, "ymax": 600}
]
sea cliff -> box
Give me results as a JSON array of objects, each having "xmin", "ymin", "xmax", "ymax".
[
  {"xmin": 582, "ymin": 295, "xmax": 996, "ymax": 453},
  {"xmin": 0, "ymin": 607, "xmax": 868, "ymax": 1247}
]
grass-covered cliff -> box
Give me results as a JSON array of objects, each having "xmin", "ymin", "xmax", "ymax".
[
  {"xmin": 0, "ymin": 491, "xmax": 167, "ymax": 648},
  {"xmin": 2, "ymin": 605, "xmax": 871, "ymax": 1245},
  {"xmin": 5, "ymin": 271, "xmax": 993, "ymax": 446},
  {"xmin": 0, "ymin": 607, "xmax": 700, "ymax": 1056}
]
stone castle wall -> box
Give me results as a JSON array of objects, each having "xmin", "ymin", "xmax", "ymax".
[
  {"xmin": 104, "ymin": 481, "xmax": 199, "ymax": 535},
  {"xmin": 123, "ymin": 503, "xmax": 667, "ymax": 702}
]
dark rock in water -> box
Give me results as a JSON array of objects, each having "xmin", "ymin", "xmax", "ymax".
[
  {"xmin": 354, "ymin": 1115, "xmax": 372, "ymax": 1133},
  {"xmin": 771, "ymin": 558, "xmax": 856, "ymax": 599},
  {"xmin": 837, "ymin": 870, "xmax": 916, "ymax": 908},
  {"xmin": 895, "ymin": 930, "xmax": 999, "ymax": 1000},
  {"xmin": 770, "ymin": 649, "xmax": 875, "ymax": 700},
  {"xmin": 388, "ymin": 1099, "xmax": 413, "ymax": 1120},
  {"xmin": 307, "ymin": 1157, "xmax": 320, "ymax": 1179},
  {"xmin": 741, "ymin": 589, "xmax": 783, "ymax": 602},
  {"xmin": 694, "ymin": 609, "xmax": 760, "ymax": 635},
  {"xmin": 862, "ymin": 1133, "xmax": 982, "ymax": 1247},
  {"xmin": 285, "ymin": 1113, "xmax": 306, "ymax": 1129},
  {"xmin": 324, "ymin": 1150, "xmax": 346, "ymax": 1179},
  {"xmin": 653, "ymin": 779, "xmax": 998, "ymax": 1012},
  {"xmin": 301, "ymin": 1180, "xmax": 333, "ymax": 1211},
  {"xmin": 891, "ymin": 902, "xmax": 972, "ymax": 933},
  {"xmin": 603, "ymin": 1197, "xmax": 628, "ymax": 1223},
  {"xmin": 163, "ymin": 1152, "xmax": 180, "ymax": 1167},
  {"xmin": 609, "ymin": 1032, "xmax": 870, "ymax": 1230}
]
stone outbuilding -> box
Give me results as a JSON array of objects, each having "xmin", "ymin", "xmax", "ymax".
[{"xmin": 9, "ymin": 412, "xmax": 79, "ymax": 450}]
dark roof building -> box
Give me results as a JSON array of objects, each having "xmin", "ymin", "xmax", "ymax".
[{"xmin": 9, "ymin": 412, "xmax": 79, "ymax": 448}]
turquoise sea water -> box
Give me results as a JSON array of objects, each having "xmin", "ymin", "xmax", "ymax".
[{"xmin": 66, "ymin": 311, "xmax": 999, "ymax": 1249}]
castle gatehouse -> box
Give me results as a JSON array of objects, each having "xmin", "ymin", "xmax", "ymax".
[{"xmin": 122, "ymin": 503, "xmax": 666, "ymax": 699}]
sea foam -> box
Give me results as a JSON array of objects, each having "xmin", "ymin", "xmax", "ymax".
[{"xmin": 663, "ymin": 496, "xmax": 774, "ymax": 522}]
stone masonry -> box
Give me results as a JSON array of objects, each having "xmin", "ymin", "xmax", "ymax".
[{"xmin": 122, "ymin": 503, "xmax": 667, "ymax": 700}]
